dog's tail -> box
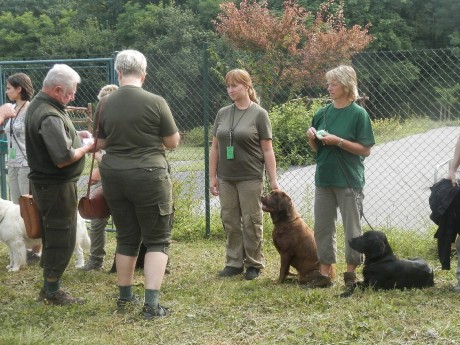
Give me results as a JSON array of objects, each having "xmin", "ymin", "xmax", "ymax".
[{"xmin": 77, "ymin": 215, "xmax": 91, "ymax": 250}]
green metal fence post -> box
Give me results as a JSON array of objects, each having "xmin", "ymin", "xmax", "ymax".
[
  {"xmin": 0, "ymin": 64, "xmax": 7, "ymax": 199},
  {"xmin": 0, "ymin": 137, "xmax": 7, "ymax": 199},
  {"xmin": 110, "ymin": 51, "xmax": 117, "ymax": 84},
  {"xmin": 203, "ymin": 43, "xmax": 211, "ymax": 237}
]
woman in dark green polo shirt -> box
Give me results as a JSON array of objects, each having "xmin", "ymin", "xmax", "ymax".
[{"xmin": 306, "ymin": 65, "xmax": 375, "ymax": 291}]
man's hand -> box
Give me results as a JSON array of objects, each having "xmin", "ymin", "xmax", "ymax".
[{"xmin": 77, "ymin": 130, "xmax": 92, "ymax": 139}]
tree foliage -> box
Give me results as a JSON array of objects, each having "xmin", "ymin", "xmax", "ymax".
[
  {"xmin": 0, "ymin": 0, "xmax": 458, "ymax": 61},
  {"xmin": 38, "ymin": 16, "xmax": 116, "ymax": 56},
  {"xmin": 115, "ymin": 2, "xmax": 212, "ymax": 54},
  {"xmin": 213, "ymin": 0, "xmax": 372, "ymax": 109},
  {"xmin": 339, "ymin": 0, "xmax": 460, "ymax": 50},
  {"xmin": 0, "ymin": 9, "xmax": 115, "ymax": 59},
  {"xmin": 0, "ymin": 11, "xmax": 59, "ymax": 58}
]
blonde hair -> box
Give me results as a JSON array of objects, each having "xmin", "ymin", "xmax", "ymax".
[
  {"xmin": 97, "ymin": 84, "xmax": 118, "ymax": 100},
  {"xmin": 225, "ymin": 69, "xmax": 259, "ymax": 104},
  {"xmin": 325, "ymin": 65, "xmax": 359, "ymax": 101}
]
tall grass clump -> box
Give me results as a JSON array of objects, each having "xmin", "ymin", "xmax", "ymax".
[
  {"xmin": 171, "ymin": 172, "xmax": 226, "ymax": 241},
  {"xmin": 372, "ymin": 115, "xmax": 449, "ymax": 144},
  {"xmin": 172, "ymin": 173, "xmax": 208, "ymax": 241}
]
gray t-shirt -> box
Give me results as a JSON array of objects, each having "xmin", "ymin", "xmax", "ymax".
[{"xmin": 212, "ymin": 102, "xmax": 272, "ymax": 181}]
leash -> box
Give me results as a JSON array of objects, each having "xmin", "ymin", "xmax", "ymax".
[
  {"xmin": 332, "ymin": 147, "xmax": 376, "ymax": 231},
  {"xmin": 84, "ymin": 97, "xmax": 106, "ymax": 199}
]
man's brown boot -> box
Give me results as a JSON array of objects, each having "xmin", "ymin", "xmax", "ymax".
[
  {"xmin": 340, "ymin": 272, "xmax": 359, "ymax": 298},
  {"xmin": 344, "ymin": 272, "xmax": 358, "ymax": 287}
]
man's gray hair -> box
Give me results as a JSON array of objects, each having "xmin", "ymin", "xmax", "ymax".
[
  {"xmin": 43, "ymin": 64, "xmax": 81, "ymax": 90},
  {"xmin": 114, "ymin": 50, "xmax": 147, "ymax": 77}
]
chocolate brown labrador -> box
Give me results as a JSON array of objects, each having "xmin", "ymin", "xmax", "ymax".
[{"xmin": 261, "ymin": 190, "xmax": 322, "ymax": 284}]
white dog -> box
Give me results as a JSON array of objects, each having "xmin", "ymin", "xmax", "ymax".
[
  {"xmin": 0, "ymin": 198, "xmax": 90, "ymax": 272},
  {"xmin": 74, "ymin": 215, "xmax": 91, "ymax": 268}
]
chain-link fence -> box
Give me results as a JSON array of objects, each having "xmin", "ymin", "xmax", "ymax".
[
  {"xmin": 0, "ymin": 48, "xmax": 459, "ymax": 242},
  {"xmin": 354, "ymin": 49, "xmax": 460, "ymax": 120}
]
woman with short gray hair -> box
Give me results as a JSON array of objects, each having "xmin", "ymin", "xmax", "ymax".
[{"xmin": 96, "ymin": 49, "xmax": 180, "ymax": 319}]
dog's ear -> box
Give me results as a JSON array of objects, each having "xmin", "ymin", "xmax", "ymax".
[
  {"xmin": 366, "ymin": 235, "xmax": 387, "ymax": 259},
  {"xmin": 275, "ymin": 192, "xmax": 292, "ymax": 213}
]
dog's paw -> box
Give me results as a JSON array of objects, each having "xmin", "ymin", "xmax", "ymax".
[
  {"xmin": 7, "ymin": 266, "xmax": 20, "ymax": 272},
  {"xmin": 75, "ymin": 263, "xmax": 85, "ymax": 269}
]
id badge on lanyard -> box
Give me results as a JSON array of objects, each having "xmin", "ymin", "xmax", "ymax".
[
  {"xmin": 8, "ymin": 147, "xmax": 16, "ymax": 159},
  {"xmin": 226, "ymin": 129, "xmax": 234, "ymax": 160}
]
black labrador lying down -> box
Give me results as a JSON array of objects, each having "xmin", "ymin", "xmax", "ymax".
[{"xmin": 343, "ymin": 230, "xmax": 434, "ymax": 297}]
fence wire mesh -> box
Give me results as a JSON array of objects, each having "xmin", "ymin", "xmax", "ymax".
[
  {"xmin": 0, "ymin": 48, "xmax": 459, "ymax": 242},
  {"xmin": 353, "ymin": 49, "xmax": 460, "ymax": 120}
]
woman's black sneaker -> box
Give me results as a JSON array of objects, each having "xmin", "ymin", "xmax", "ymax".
[{"xmin": 218, "ymin": 266, "xmax": 244, "ymax": 277}]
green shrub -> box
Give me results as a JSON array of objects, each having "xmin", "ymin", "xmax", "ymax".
[
  {"xmin": 270, "ymin": 99, "xmax": 324, "ymax": 168},
  {"xmin": 371, "ymin": 116, "xmax": 446, "ymax": 145}
]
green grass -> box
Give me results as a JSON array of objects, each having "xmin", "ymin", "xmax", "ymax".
[
  {"xmin": 372, "ymin": 116, "xmax": 460, "ymax": 144},
  {"xmin": 3, "ymin": 118, "xmax": 460, "ymax": 344},
  {"xmin": 1, "ymin": 227, "xmax": 460, "ymax": 345}
]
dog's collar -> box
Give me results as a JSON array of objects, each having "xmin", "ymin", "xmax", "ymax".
[
  {"xmin": 273, "ymin": 216, "xmax": 300, "ymax": 225},
  {"xmin": 287, "ymin": 216, "xmax": 301, "ymax": 223}
]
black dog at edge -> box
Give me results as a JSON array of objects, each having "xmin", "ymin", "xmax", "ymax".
[{"xmin": 342, "ymin": 230, "xmax": 434, "ymax": 297}]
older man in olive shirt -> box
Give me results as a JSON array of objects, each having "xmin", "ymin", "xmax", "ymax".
[{"xmin": 25, "ymin": 64, "xmax": 94, "ymax": 305}]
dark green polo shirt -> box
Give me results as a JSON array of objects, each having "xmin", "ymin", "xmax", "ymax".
[{"xmin": 312, "ymin": 102, "xmax": 375, "ymax": 189}]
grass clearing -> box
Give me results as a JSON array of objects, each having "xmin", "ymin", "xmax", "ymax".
[
  {"xmin": 2, "ymin": 117, "xmax": 460, "ymax": 344},
  {"xmin": 1, "ymin": 227, "xmax": 460, "ymax": 344}
]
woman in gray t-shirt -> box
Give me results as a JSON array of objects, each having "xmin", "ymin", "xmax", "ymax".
[{"xmin": 210, "ymin": 69, "xmax": 279, "ymax": 280}]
